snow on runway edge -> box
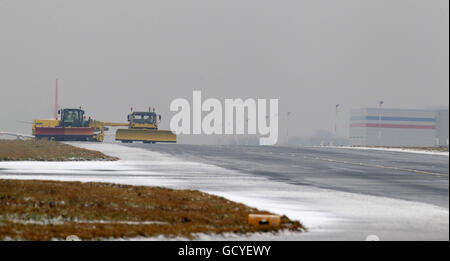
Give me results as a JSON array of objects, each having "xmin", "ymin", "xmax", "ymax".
[
  {"xmin": 312, "ymin": 145, "xmax": 450, "ymax": 156},
  {"xmin": 0, "ymin": 142, "xmax": 448, "ymax": 240}
]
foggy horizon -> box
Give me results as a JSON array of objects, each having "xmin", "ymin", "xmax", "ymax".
[{"xmin": 1, "ymin": 0, "xmax": 448, "ymax": 144}]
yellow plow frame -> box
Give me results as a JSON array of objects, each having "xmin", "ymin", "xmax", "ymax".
[{"xmin": 115, "ymin": 129, "xmax": 176, "ymax": 143}]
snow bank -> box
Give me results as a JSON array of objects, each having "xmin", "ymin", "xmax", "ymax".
[{"xmin": 313, "ymin": 146, "xmax": 449, "ymax": 156}]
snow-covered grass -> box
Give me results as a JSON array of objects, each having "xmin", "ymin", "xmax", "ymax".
[
  {"xmin": 0, "ymin": 179, "xmax": 302, "ymax": 240},
  {"xmin": 0, "ymin": 140, "xmax": 117, "ymax": 161},
  {"xmin": 313, "ymin": 145, "xmax": 449, "ymax": 156}
]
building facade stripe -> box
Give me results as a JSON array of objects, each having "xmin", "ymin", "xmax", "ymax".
[
  {"xmin": 350, "ymin": 123, "xmax": 436, "ymax": 130},
  {"xmin": 350, "ymin": 116, "xmax": 436, "ymax": 122}
]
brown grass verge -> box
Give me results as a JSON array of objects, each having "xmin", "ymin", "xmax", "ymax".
[
  {"xmin": 0, "ymin": 179, "xmax": 304, "ymax": 240},
  {"xmin": 0, "ymin": 140, "xmax": 117, "ymax": 161}
]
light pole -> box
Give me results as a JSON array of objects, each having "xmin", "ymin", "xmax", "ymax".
[
  {"xmin": 378, "ymin": 100, "xmax": 383, "ymax": 146},
  {"xmin": 245, "ymin": 118, "xmax": 251, "ymax": 145},
  {"xmin": 265, "ymin": 113, "xmax": 279, "ymax": 145},
  {"xmin": 286, "ymin": 112, "xmax": 291, "ymax": 145},
  {"xmin": 335, "ymin": 104, "xmax": 339, "ymax": 141}
]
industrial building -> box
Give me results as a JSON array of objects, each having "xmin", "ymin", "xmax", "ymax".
[{"xmin": 349, "ymin": 108, "xmax": 449, "ymax": 147}]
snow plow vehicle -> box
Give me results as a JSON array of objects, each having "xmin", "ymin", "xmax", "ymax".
[
  {"xmin": 115, "ymin": 109, "xmax": 176, "ymax": 143},
  {"xmin": 32, "ymin": 106, "xmax": 175, "ymax": 143},
  {"xmin": 33, "ymin": 108, "xmax": 128, "ymax": 142},
  {"xmin": 33, "ymin": 108, "xmax": 103, "ymax": 141}
]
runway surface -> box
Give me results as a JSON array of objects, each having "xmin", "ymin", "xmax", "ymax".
[
  {"xmin": 128, "ymin": 144, "xmax": 449, "ymax": 208},
  {"xmin": 0, "ymin": 143, "xmax": 448, "ymax": 240}
]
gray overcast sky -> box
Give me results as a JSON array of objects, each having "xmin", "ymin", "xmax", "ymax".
[{"xmin": 0, "ymin": 0, "xmax": 448, "ymax": 144}]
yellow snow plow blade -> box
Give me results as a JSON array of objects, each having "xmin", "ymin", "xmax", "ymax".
[{"xmin": 115, "ymin": 129, "xmax": 176, "ymax": 143}]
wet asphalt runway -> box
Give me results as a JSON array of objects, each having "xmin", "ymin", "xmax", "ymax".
[{"xmin": 127, "ymin": 144, "xmax": 449, "ymax": 209}]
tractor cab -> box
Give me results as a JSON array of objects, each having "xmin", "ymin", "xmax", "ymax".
[
  {"xmin": 58, "ymin": 108, "xmax": 88, "ymax": 127},
  {"xmin": 127, "ymin": 111, "xmax": 160, "ymax": 129}
]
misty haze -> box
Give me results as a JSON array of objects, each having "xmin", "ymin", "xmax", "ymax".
[
  {"xmin": 0, "ymin": 0, "xmax": 449, "ymax": 245},
  {"xmin": 0, "ymin": 0, "xmax": 448, "ymax": 145}
]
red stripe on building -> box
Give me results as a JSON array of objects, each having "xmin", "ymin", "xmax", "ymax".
[{"xmin": 350, "ymin": 123, "xmax": 436, "ymax": 129}]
